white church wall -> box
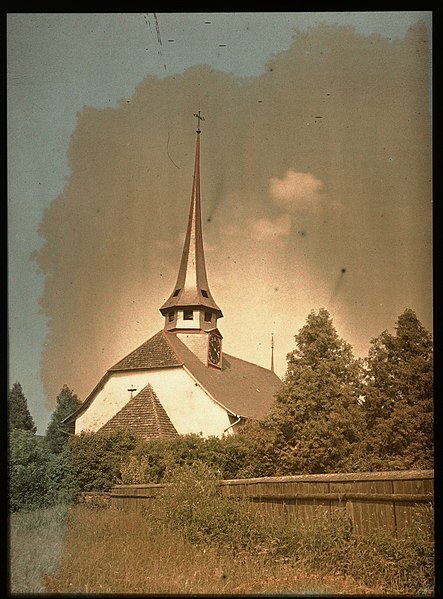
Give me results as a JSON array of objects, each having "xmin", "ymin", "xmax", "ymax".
[
  {"xmin": 151, "ymin": 367, "xmax": 233, "ymax": 437},
  {"xmin": 75, "ymin": 366, "xmax": 234, "ymax": 438},
  {"xmin": 75, "ymin": 370, "xmax": 155, "ymax": 434}
]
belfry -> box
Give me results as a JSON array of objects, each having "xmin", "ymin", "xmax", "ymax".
[{"xmin": 63, "ymin": 114, "xmax": 281, "ymax": 439}]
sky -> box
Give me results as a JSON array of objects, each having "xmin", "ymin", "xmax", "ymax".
[{"xmin": 7, "ymin": 12, "xmax": 432, "ymax": 434}]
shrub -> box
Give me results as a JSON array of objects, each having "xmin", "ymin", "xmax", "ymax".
[
  {"xmin": 9, "ymin": 430, "xmax": 80, "ymax": 511},
  {"xmin": 45, "ymin": 445, "xmax": 77, "ymax": 505},
  {"xmin": 120, "ymin": 436, "xmax": 187, "ymax": 484},
  {"xmin": 69, "ymin": 429, "xmax": 139, "ymax": 493},
  {"xmin": 141, "ymin": 464, "xmax": 434, "ymax": 595},
  {"xmin": 8, "ymin": 430, "xmax": 52, "ymax": 511},
  {"xmin": 120, "ymin": 432, "xmax": 275, "ymax": 484},
  {"xmin": 147, "ymin": 461, "xmax": 268, "ymax": 551}
]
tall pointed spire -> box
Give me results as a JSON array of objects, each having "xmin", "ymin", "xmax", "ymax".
[
  {"xmin": 160, "ymin": 113, "xmax": 222, "ymax": 330},
  {"xmin": 271, "ymin": 334, "xmax": 275, "ymax": 373}
]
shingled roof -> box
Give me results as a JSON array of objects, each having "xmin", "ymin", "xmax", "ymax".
[
  {"xmin": 107, "ymin": 329, "xmax": 281, "ymax": 419},
  {"xmin": 64, "ymin": 329, "xmax": 281, "ymax": 426},
  {"xmin": 164, "ymin": 332, "xmax": 282, "ymax": 420},
  {"xmin": 98, "ymin": 384, "xmax": 178, "ymax": 438},
  {"xmin": 110, "ymin": 330, "xmax": 182, "ymax": 371}
]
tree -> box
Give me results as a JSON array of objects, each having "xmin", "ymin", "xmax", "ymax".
[
  {"xmin": 70, "ymin": 429, "xmax": 138, "ymax": 492},
  {"xmin": 263, "ymin": 308, "xmax": 365, "ymax": 474},
  {"xmin": 8, "ymin": 429, "xmax": 50, "ymax": 511},
  {"xmin": 8, "ymin": 382, "xmax": 36, "ymax": 433},
  {"xmin": 362, "ymin": 309, "xmax": 433, "ymax": 470},
  {"xmin": 45, "ymin": 384, "xmax": 82, "ymax": 454}
]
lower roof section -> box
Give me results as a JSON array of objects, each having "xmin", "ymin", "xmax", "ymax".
[{"xmin": 98, "ymin": 383, "xmax": 179, "ymax": 439}]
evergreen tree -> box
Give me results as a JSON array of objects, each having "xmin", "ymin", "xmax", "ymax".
[
  {"xmin": 8, "ymin": 382, "xmax": 36, "ymax": 433},
  {"xmin": 362, "ymin": 308, "xmax": 433, "ymax": 469},
  {"xmin": 263, "ymin": 308, "xmax": 365, "ymax": 474},
  {"xmin": 45, "ymin": 384, "xmax": 82, "ymax": 454}
]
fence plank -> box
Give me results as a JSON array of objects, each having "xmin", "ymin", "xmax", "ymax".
[
  {"xmin": 110, "ymin": 470, "xmax": 433, "ymax": 536},
  {"xmin": 392, "ymin": 476, "xmax": 434, "ymax": 534}
]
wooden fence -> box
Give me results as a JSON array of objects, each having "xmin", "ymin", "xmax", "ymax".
[{"xmin": 110, "ymin": 469, "xmax": 433, "ymax": 537}]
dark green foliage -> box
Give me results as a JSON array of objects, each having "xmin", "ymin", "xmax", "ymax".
[
  {"xmin": 259, "ymin": 308, "xmax": 365, "ymax": 474},
  {"xmin": 361, "ymin": 308, "xmax": 433, "ymax": 470},
  {"xmin": 120, "ymin": 432, "xmax": 276, "ymax": 485},
  {"xmin": 143, "ymin": 464, "xmax": 434, "ymax": 595},
  {"xmin": 8, "ymin": 382, "xmax": 36, "ymax": 433},
  {"xmin": 9, "ymin": 423, "xmax": 139, "ymax": 509},
  {"xmin": 8, "ymin": 429, "xmax": 78, "ymax": 511},
  {"xmin": 9, "ymin": 384, "xmax": 84, "ymax": 511},
  {"xmin": 45, "ymin": 445, "xmax": 77, "ymax": 505},
  {"xmin": 236, "ymin": 419, "xmax": 286, "ymax": 477},
  {"xmin": 203, "ymin": 433, "xmax": 273, "ymax": 479},
  {"xmin": 69, "ymin": 429, "xmax": 139, "ymax": 492},
  {"xmin": 8, "ymin": 429, "xmax": 50, "ymax": 511},
  {"xmin": 149, "ymin": 462, "xmax": 268, "ymax": 551},
  {"xmin": 45, "ymin": 385, "xmax": 82, "ymax": 454}
]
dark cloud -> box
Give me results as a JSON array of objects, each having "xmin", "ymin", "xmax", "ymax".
[{"xmin": 34, "ymin": 23, "xmax": 432, "ymax": 406}]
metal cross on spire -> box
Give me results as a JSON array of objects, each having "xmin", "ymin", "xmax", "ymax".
[{"xmin": 193, "ymin": 110, "xmax": 205, "ymax": 133}]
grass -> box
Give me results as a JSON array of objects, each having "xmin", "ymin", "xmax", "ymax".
[
  {"xmin": 8, "ymin": 504, "xmax": 68, "ymax": 594},
  {"xmin": 43, "ymin": 504, "xmax": 379, "ymax": 595},
  {"xmin": 10, "ymin": 502, "xmax": 434, "ymax": 595},
  {"xmin": 9, "ymin": 464, "xmax": 434, "ymax": 595}
]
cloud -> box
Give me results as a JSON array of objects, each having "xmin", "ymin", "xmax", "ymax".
[
  {"xmin": 220, "ymin": 223, "xmax": 241, "ymax": 237},
  {"xmin": 269, "ymin": 169, "xmax": 328, "ymax": 212},
  {"xmin": 219, "ymin": 214, "xmax": 291, "ymax": 241},
  {"xmin": 32, "ymin": 24, "xmax": 432, "ymax": 406},
  {"xmin": 154, "ymin": 239, "xmax": 175, "ymax": 250},
  {"xmin": 249, "ymin": 214, "xmax": 292, "ymax": 241}
]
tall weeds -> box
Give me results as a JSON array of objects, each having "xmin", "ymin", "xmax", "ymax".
[
  {"xmin": 9, "ymin": 504, "xmax": 68, "ymax": 593},
  {"xmin": 43, "ymin": 503, "xmax": 375, "ymax": 595},
  {"xmin": 144, "ymin": 462, "xmax": 434, "ymax": 595},
  {"xmin": 39, "ymin": 462, "xmax": 434, "ymax": 595}
]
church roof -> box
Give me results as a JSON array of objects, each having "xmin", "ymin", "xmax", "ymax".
[
  {"xmin": 64, "ymin": 329, "xmax": 281, "ymax": 425},
  {"xmin": 98, "ymin": 384, "xmax": 178, "ymax": 439},
  {"xmin": 165, "ymin": 332, "xmax": 281, "ymax": 420},
  {"xmin": 110, "ymin": 330, "xmax": 181, "ymax": 371},
  {"xmin": 110, "ymin": 329, "xmax": 281, "ymax": 420}
]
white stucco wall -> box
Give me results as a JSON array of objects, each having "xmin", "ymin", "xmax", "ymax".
[
  {"xmin": 75, "ymin": 366, "xmax": 234, "ymax": 438},
  {"xmin": 176, "ymin": 309, "xmax": 200, "ymax": 329}
]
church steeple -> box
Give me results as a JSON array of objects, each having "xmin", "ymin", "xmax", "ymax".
[
  {"xmin": 160, "ymin": 112, "xmax": 223, "ymax": 334},
  {"xmin": 271, "ymin": 334, "xmax": 275, "ymax": 373}
]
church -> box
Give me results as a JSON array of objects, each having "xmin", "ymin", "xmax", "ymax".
[{"xmin": 63, "ymin": 113, "xmax": 281, "ymax": 439}]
